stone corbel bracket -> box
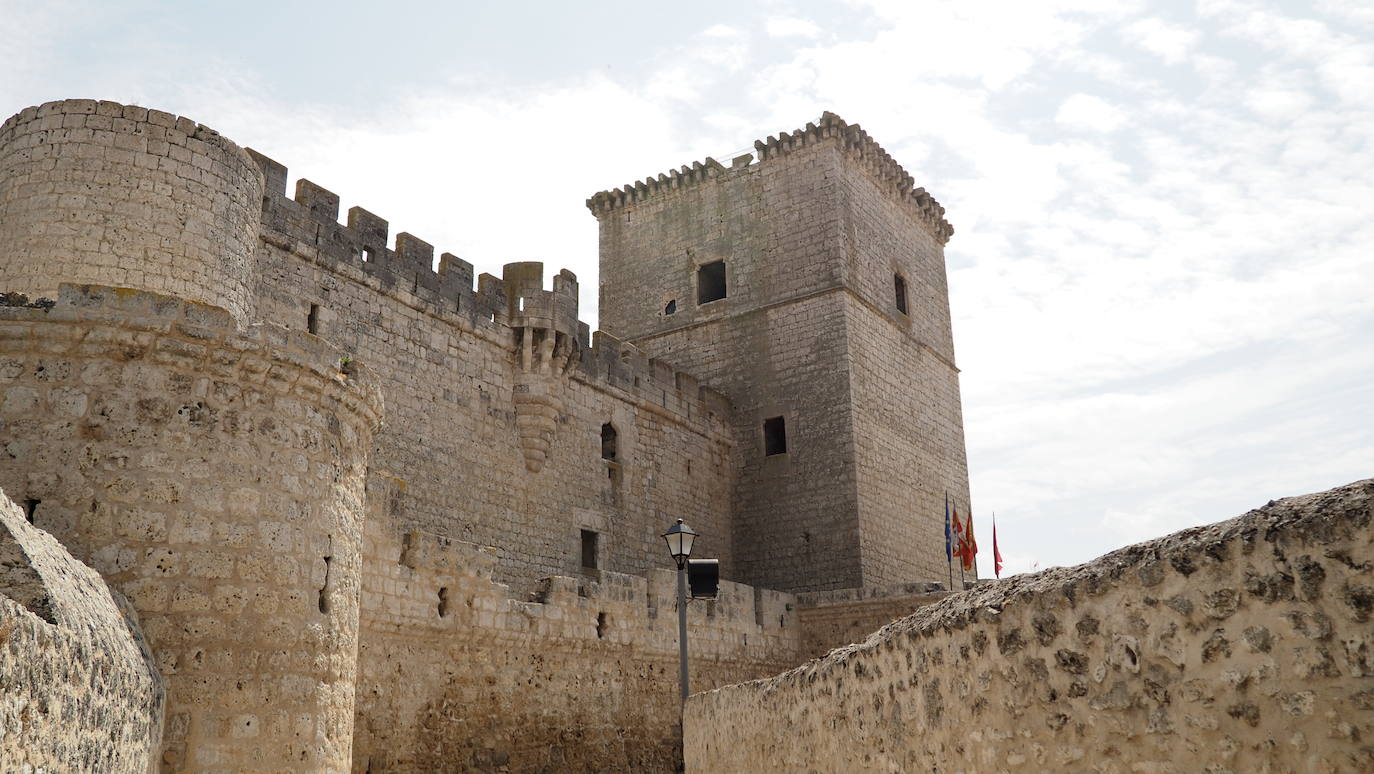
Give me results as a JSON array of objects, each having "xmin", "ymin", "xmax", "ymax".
[{"xmin": 504, "ymin": 263, "xmax": 581, "ymax": 472}]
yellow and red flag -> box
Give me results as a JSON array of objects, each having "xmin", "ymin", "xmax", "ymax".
[{"xmin": 961, "ymin": 509, "xmax": 978, "ymax": 573}]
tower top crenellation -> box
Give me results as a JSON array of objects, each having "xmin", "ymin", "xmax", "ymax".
[{"xmin": 586, "ymin": 111, "xmax": 954, "ymax": 244}]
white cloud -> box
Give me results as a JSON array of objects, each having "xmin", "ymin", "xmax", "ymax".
[
  {"xmin": 1054, "ymin": 93, "xmax": 1127, "ymax": 132},
  {"xmin": 765, "ymin": 16, "xmax": 822, "ymax": 39},
  {"xmin": 1122, "ymin": 17, "xmax": 1201, "ymax": 64}
]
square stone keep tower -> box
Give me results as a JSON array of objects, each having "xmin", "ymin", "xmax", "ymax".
[{"xmin": 589, "ymin": 112, "xmax": 973, "ymax": 593}]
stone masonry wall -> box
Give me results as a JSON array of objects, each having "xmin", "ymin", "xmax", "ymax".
[
  {"xmin": 0, "ymin": 100, "xmax": 264, "ymax": 326},
  {"xmin": 590, "ymin": 138, "xmax": 867, "ymax": 594},
  {"xmin": 834, "ymin": 146, "xmax": 974, "ymax": 584},
  {"xmin": 351, "ymin": 499, "xmax": 801, "ymax": 773},
  {"xmin": 244, "ymin": 155, "xmax": 738, "ymax": 593},
  {"xmin": 589, "ymin": 112, "xmax": 970, "ymax": 592},
  {"xmin": 0, "ymin": 285, "xmax": 382, "ymax": 773},
  {"xmin": 795, "ymin": 582, "xmax": 951, "ymax": 660},
  {"xmin": 0, "ymin": 490, "xmax": 164, "ymax": 773},
  {"xmin": 686, "ymin": 479, "xmax": 1374, "ymax": 773}
]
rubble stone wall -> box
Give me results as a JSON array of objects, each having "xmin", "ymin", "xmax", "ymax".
[
  {"xmin": 0, "ymin": 491, "xmax": 164, "ymax": 774},
  {"xmin": 686, "ymin": 480, "xmax": 1374, "ymax": 773}
]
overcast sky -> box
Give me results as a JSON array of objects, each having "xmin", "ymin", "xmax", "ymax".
[{"xmin": 3, "ymin": 0, "xmax": 1370, "ymax": 578}]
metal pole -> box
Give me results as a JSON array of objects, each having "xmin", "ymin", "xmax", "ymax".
[{"xmin": 676, "ymin": 559, "xmax": 690, "ymax": 704}]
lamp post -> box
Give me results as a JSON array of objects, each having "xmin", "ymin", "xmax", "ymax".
[{"xmin": 661, "ymin": 518, "xmax": 698, "ymax": 705}]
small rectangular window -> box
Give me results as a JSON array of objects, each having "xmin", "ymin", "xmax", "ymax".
[
  {"xmin": 764, "ymin": 416, "xmax": 787, "ymax": 456},
  {"xmin": 894, "ymin": 274, "xmax": 908, "ymax": 315},
  {"xmin": 307, "ymin": 303, "xmax": 320, "ymax": 334},
  {"xmin": 601, "ymin": 423, "xmax": 617, "ymax": 461},
  {"xmin": 698, "ymin": 260, "xmax": 727, "ymax": 304},
  {"xmin": 580, "ymin": 529, "xmax": 599, "ymax": 569}
]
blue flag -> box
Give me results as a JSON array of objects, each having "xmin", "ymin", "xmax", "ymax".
[{"xmin": 944, "ymin": 492, "xmax": 953, "ymax": 561}]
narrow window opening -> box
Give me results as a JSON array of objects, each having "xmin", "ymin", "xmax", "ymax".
[
  {"xmin": 318, "ymin": 555, "xmax": 333, "ymax": 614},
  {"xmin": 362, "ymin": 247, "xmax": 376, "ymax": 263},
  {"xmin": 517, "ymin": 296, "xmax": 525, "ymax": 312},
  {"xmin": 307, "ymin": 303, "xmax": 320, "ymax": 334},
  {"xmin": 894, "ymin": 273, "xmax": 908, "ymax": 315},
  {"xmin": 600, "ymin": 423, "xmax": 617, "ymax": 461},
  {"xmin": 664, "ymin": 299, "xmax": 677, "ymax": 315},
  {"xmin": 581, "ymin": 529, "xmax": 599, "ymax": 570},
  {"xmin": 764, "ymin": 416, "xmax": 788, "ymax": 456},
  {"xmin": 596, "ymin": 611, "xmax": 608, "ymax": 638},
  {"xmin": 22, "ymin": 498, "xmax": 39, "ymax": 525},
  {"xmin": 437, "ymin": 587, "xmax": 450, "ymax": 618},
  {"xmin": 697, "ymin": 260, "xmax": 727, "ymax": 304}
]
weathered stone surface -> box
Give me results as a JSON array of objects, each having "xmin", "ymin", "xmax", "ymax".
[
  {"xmin": 685, "ymin": 479, "xmax": 1374, "ymax": 773},
  {"xmin": 0, "ymin": 99, "xmax": 264, "ymax": 326},
  {"xmin": 0, "ymin": 490, "xmax": 164, "ymax": 773},
  {"xmin": 351, "ymin": 504, "xmax": 802, "ymax": 772},
  {"xmin": 0, "ymin": 285, "xmax": 382, "ymax": 771}
]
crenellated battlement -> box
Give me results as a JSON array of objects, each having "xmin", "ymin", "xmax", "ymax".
[
  {"xmin": 585, "ymin": 157, "xmax": 728, "ymax": 215},
  {"xmin": 585, "ymin": 111, "xmax": 954, "ymax": 244},
  {"xmin": 362, "ymin": 518, "xmax": 798, "ymax": 650},
  {"xmin": 579, "ymin": 329, "xmax": 732, "ymax": 426},
  {"xmin": 767, "ymin": 111, "xmax": 953, "ymax": 243},
  {"xmin": 246, "ymin": 149, "xmax": 495, "ymax": 321},
  {"xmin": 240, "ymin": 146, "xmax": 733, "ymax": 434}
]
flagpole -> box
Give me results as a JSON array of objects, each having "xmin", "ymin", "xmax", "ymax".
[
  {"xmin": 944, "ymin": 491, "xmax": 954, "ymax": 591},
  {"xmin": 957, "ymin": 501, "xmax": 965, "ymax": 590}
]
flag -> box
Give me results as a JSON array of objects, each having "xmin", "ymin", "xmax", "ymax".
[
  {"xmin": 993, "ymin": 513, "xmax": 1004, "ymax": 578},
  {"xmin": 944, "ymin": 493, "xmax": 953, "ymax": 563},
  {"xmin": 952, "ymin": 503, "xmax": 967, "ymax": 570},
  {"xmin": 961, "ymin": 509, "xmax": 978, "ymax": 573}
]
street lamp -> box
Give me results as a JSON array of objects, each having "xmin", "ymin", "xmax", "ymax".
[{"xmin": 661, "ymin": 519, "xmax": 698, "ymax": 704}]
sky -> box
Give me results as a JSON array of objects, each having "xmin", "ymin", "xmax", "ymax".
[{"xmin": 3, "ymin": 0, "xmax": 1370, "ymax": 578}]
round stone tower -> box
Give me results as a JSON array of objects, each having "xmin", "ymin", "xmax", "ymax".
[
  {"xmin": 0, "ymin": 99, "xmax": 263, "ymax": 326},
  {"xmin": 0, "ymin": 286, "xmax": 382, "ymax": 772}
]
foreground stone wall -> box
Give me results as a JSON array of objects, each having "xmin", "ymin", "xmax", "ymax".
[
  {"xmin": 687, "ymin": 479, "xmax": 1374, "ymax": 773},
  {"xmin": 352, "ymin": 502, "xmax": 801, "ymax": 773},
  {"xmin": 0, "ymin": 491, "xmax": 163, "ymax": 773}
]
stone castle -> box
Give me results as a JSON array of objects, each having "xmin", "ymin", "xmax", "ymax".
[
  {"xmin": 0, "ymin": 98, "xmax": 971, "ymax": 772},
  {"xmin": 5, "ymin": 99, "xmax": 1367, "ymax": 774}
]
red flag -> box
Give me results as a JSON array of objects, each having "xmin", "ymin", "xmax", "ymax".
[
  {"xmin": 952, "ymin": 503, "xmax": 966, "ymax": 568},
  {"xmin": 961, "ymin": 509, "xmax": 977, "ymax": 573},
  {"xmin": 993, "ymin": 513, "xmax": 1004, "ymax": 578}
]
